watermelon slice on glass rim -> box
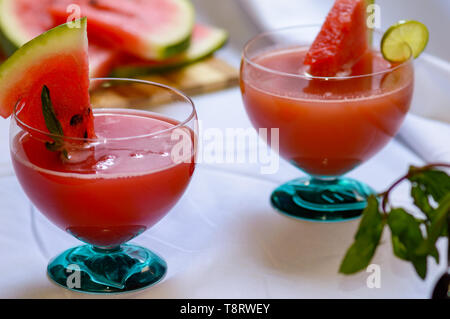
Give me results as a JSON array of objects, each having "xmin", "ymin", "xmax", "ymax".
[
  {"xmin": 304, "ymin": 0, "xmax": 370, "ymax": 77},
  {"xmin": 0, "ymin": 17, "xmax": 94, "ymax": 139}
]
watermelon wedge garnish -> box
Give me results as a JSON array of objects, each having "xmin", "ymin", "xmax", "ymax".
[
  {"xmin": 304, "ymin": 0, "xmax": 369, "ymax": 76},
  {"xmin": 49, "ymin": 0, "xmax": 195, "ymax": 60},
  {"xmin": 112, "ymin": 23, "xmax": 228, "ymax": 77},
  {"xmin": 0, "ymin": 18, "xmax": 94, "ymax": 139},
  {"xmin": 0, "ymin": 0, "xmax": 113, "ymax": 78}
]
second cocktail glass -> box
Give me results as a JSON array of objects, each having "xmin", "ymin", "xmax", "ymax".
[
  {"xmin": 240, "ymin": 25, "xmax": 414, "ymax": 221},
  {"xmin": 10, "ymin": 78, "xmax": 198, "ymax": 293}
]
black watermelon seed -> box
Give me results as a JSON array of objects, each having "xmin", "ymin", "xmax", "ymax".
[{"xmin": 70, "ymin": 114, "xmax": 84, "ymax": 126}]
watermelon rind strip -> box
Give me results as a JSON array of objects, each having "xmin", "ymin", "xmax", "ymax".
[
  {"xmin": 124, "ymin": 0, "xmax": 196, "ymax": 60},
  {"xmin": 111, "ymin": 27, "xmax": 228, "ymax": 77},
  {"xmin": 0, "ymin": 0, "xmax": 31, "ymax": 53},
  {"xmin": 0, "ymin": 27, "xmax": 19, "ymax": 56},
  {"xmin": 159, "ymin": 33, "xmax": 192, "ymax": 61}
]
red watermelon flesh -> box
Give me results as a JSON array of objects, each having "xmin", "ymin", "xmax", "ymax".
[
  {"xmin": 304, "ymin": 0, "xmax": 368, "ymax": 77},
  {"xmin": 0, "ymin": 19, "xmax": 95, "ymax": 140},
  {"xmin": 13, "ymin": 0, "xmax": 56, "ymax": 38},
  {"xmin": 49, "ymin": 0, "xmax": 194, "ymax": 60},
  {"xmin": 17, "ymin": 54, "xmax": 94, "ymax": 139}
]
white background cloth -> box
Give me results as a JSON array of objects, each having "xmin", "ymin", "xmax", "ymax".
[{"xmin": 0, "ymin": 0, "xmax": 449, "ymax": 298}]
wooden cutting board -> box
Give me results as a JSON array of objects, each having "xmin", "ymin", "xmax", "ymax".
[{"xmin": 136, "ymin": 57, "xmax": 240, "ymax": 96}]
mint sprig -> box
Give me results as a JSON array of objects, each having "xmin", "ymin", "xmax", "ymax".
[
  {"xmin": 339, "ymin": 163, "xmax": 450, "ymax": 279},
  {"xmin": 41, "ymin": 85, "xmax": 68, "ymax": 159}
]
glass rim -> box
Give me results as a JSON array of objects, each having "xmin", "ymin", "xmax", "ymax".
[
  {"xmin": 242, "ymin": 24, "xmax": 413, "ymax": 80},
  {"xmin": 13, "ymin": 77, "xmax": 197, "ymax": 142}
]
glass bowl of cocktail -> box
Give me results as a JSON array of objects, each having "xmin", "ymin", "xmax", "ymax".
[
  {"xmin": 10, "ymin": 78, "xmax": 197, "ymax": 293},
  {"xmin": 240, "ymin": 24, "xmax": 416, "ymax": 221}
]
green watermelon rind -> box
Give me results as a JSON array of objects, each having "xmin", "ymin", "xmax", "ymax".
[
  {"xmin": 111, "ymin": 27, "xmax": 228, "ymax": 77},
  {"xmin": 0, "ymin": 27, "xmax": 18, "ymax": 57},
  {"xmin": 0, "ymin": 18, "xmax": 88, "ymax": 118},
  {"xmin": 0, "ymin": 0, "xmax": 32, "ymax": 54},
  {"xmin": 118, "ymin": 0, "xmax": 196, "ymax": 60}
]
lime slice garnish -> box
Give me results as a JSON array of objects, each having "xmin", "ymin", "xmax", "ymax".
[{"xmin": 381, "ymin": 20, "xmax": 429, "ymax": 62}]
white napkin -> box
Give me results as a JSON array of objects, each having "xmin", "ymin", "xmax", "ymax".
[
  {"xmin": 398, "ymin": 114, "xmax": 450, "ymax": 163},
  {"xmin": 399, "ymin": 53, "xmax": 450, "ymax": 163},
  {"xmin": 410, "ymin": 54, "xmax": 450, "ymax": 123}
]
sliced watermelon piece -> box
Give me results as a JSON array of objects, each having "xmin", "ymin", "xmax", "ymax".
[
  {"xmin": 49, "ymin": 0, "xmax": 195, "ymax": 60},
  {"xmin": 0, "ymin": 18, "xmax": 94, "ymax": 139},
  {"xmin": 0, "ymin": 0, "xmax": 116, "ymax": 78},
  {"xmin": 304, "ymin": 0, "xmax": 368, "ymax": 77},
  {"xmin": 111, "ymin": 23, "xmax": 228, "ymax": 77}
]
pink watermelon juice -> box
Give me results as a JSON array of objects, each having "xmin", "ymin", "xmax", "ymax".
[
  {"xmin": 241, "ymin": 47, "xmax": 414, "ymax": 176},
  {"xmin": 11, "ymin": 109, "xmax": 195, "ymax": 247}
]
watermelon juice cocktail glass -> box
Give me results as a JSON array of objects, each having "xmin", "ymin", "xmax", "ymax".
[
  {"xmin": 10, "ymin": 78, "xmax": 197, "ymax": 293},
  {"xmin": 240, "ymin": 25, "xmax": 414, "ymax": 222}
]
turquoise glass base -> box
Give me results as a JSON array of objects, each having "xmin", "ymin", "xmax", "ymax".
[
  {"xmin": 271, "ymin": 177, "xmax": 376, "ymax": 222},
  {"xmin": 47, "ymin": 244, "xmax": 167, "ymax": 294}
]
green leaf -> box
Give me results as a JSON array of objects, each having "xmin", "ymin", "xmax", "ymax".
[
  {"xmin": 339, "ymin": 196, "xmax": 384, "ymax": 274},
  {"xmin": 409, "ymin": 167, "xmax": 450, "ymax": 204},
  {"xmin": 41, "ymin": 85, "xmax": 64, "ymax": 137},
  {"xmin": 429, "ymin": 245, "xmax": 440, "ymax": 264},
  {"xmin": 391, "ymin": 234, "xmax": 408, "ymax": 260},
  {"xmin": 387, "ymin": 208, "xmax": 429, "ymax": 279},
  {"xmin": 411, "ymin": 256, "xmax": 427, "ymax": 280},
  {"xmin": 416, "ymin": 193, "xmax": 450, "ymax": 257},
  {"xmin": 388, "ymin": 208, "xmax": 425, "ymax": 256},
  {"xmin": 41, "ymin": 85, "xmax": 68, "ymax": 159},
  {"xmin": 411, "ymin": 184, "xmax": 433, "ymax": 218},
  {"xmin": 340, "ymin": 165, "xmax": 449, "ymax": 281}
]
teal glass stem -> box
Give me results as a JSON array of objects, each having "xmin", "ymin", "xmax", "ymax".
[{"xmin": 47, "ymin": 244, "xmax": 167, "ymax": 294}]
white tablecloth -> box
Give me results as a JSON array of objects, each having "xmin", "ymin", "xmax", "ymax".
[{"xmin": 0, "ymin": 1, "xmax": 449, "ymax": 299}]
